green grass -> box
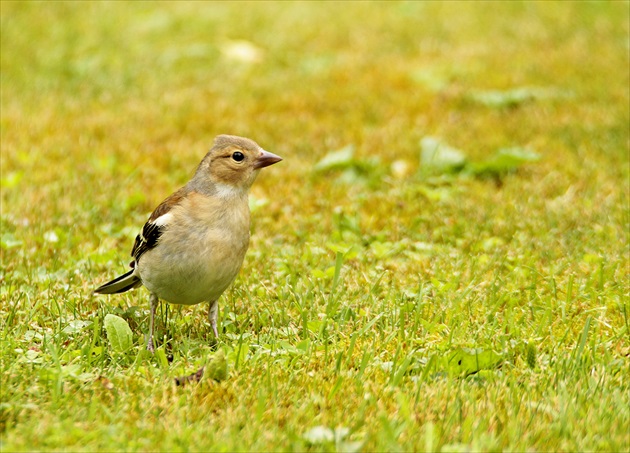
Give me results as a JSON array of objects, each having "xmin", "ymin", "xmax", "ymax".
[{"xmin": 1, "ymin": 1, "xmax": 629, "ymax": 451}]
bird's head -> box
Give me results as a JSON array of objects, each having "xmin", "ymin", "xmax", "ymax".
[{"xmin": 192, "ymin": 135, "xmax": 282, "ymax": 196}]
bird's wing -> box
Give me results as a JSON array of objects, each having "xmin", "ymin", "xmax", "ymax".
[
  {"xmin": 131, "ymin": 186, "xmax": 188, "ymax": 265},
  {"xmin": 131, "ymin": 221, "xmax": 165, "ymax": 264}
]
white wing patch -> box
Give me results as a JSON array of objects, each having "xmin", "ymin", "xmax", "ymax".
[{"xmin": 152, "ymin": 212, "xmax": 174, "ymax": 227}]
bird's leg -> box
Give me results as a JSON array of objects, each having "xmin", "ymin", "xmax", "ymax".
[
  {"xmin": 147, "ymin": 293, "xmax": 158, "ymax": 352},
  {"xmin": 208, "ymin": 300, "xmax": 219, "ymax": 337}
]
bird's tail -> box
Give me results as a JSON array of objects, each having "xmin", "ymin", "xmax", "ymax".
[{"xmin": 94, "ymin": 269, "xmax": 142, "ymax": 294}]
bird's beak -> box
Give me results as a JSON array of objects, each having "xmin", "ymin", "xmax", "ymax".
[{"xmin": 254, "ymin": 149, "xmax": 283, "ymax": 169}]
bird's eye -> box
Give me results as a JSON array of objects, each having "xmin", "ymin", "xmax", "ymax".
[{"xmin": 232, "ymin": 151, "xmax": 245, "ymax": 162}]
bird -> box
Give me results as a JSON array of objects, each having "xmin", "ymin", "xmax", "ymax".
[{"xmin": 94, "ymin": 134, "xmax": 282, "ymax": 352}]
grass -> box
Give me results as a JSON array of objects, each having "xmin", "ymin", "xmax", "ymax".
[{"xmin": 1, "ymin": 1, "xmax": 629, "ymax": 451}]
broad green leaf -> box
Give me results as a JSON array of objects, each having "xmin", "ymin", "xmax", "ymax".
[
  {"xmin": 447, "ymin": 348, "xmax": 503, "ymax": 376},
  {"xmin": 1, "ymin": 233, "xmax": 23, "ymax": 249},
  {"xmin": 370, "ymin": 241, "xmax": 404, "ymax": 259},
  {"xmin": 314, "ymin": 145, "xmax": 355, "ymax": 172},
  {"xmin": 420, "ymin": 137, "xmax": 467, "ymax": 171},
  {"xmin": 296, "ymin": 339, "xmax": 311, "ymax": 353},
  {"xmin": 306, "ymin": 320, "xmax": 323, "ymax": 333},
  {"xmin": 326, "ymin": 242, "xmax": 354, "ymax": 255},
  {"xmin": 205, "ymin": 348, "xmax": 228, "ymax": 382},
  {"xmin": 467, "ymin": 147, "xmax": 540, "ymax": 176},
  {"xmin": 62, "ymin": 320, "xmax": 93, "ymax": 335},
  {"xmin": 103, "ymin": 314, "xmax": 133, "ymax": 353}
]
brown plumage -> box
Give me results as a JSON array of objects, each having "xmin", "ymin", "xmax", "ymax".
[{"xmin": 95, "ymin": 135, "xmax": 282, "ymax": 351}]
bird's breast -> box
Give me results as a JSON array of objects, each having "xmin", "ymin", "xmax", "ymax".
[{"xmin": 138, "ymin": 192, "xmax": 251, "ymax": 305}]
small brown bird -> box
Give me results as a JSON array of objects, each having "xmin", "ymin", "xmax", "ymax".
[{"xmin": 95, "ymin": 135, "xmax": 282, "ymax": 351}]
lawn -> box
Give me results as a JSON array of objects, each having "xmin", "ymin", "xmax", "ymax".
[{"xmin": 1, "ymin": 1, "xmax": 629, "ymax": 451}]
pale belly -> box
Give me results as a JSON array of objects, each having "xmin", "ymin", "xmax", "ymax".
[{"xmin": 138, "ymin": 225, "xmax": 249, "ymax": 305}]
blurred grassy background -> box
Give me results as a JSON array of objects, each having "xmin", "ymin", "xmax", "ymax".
[{"xmin": 1, "ymin": 1, "xmax": 629, "ymax": 451}]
